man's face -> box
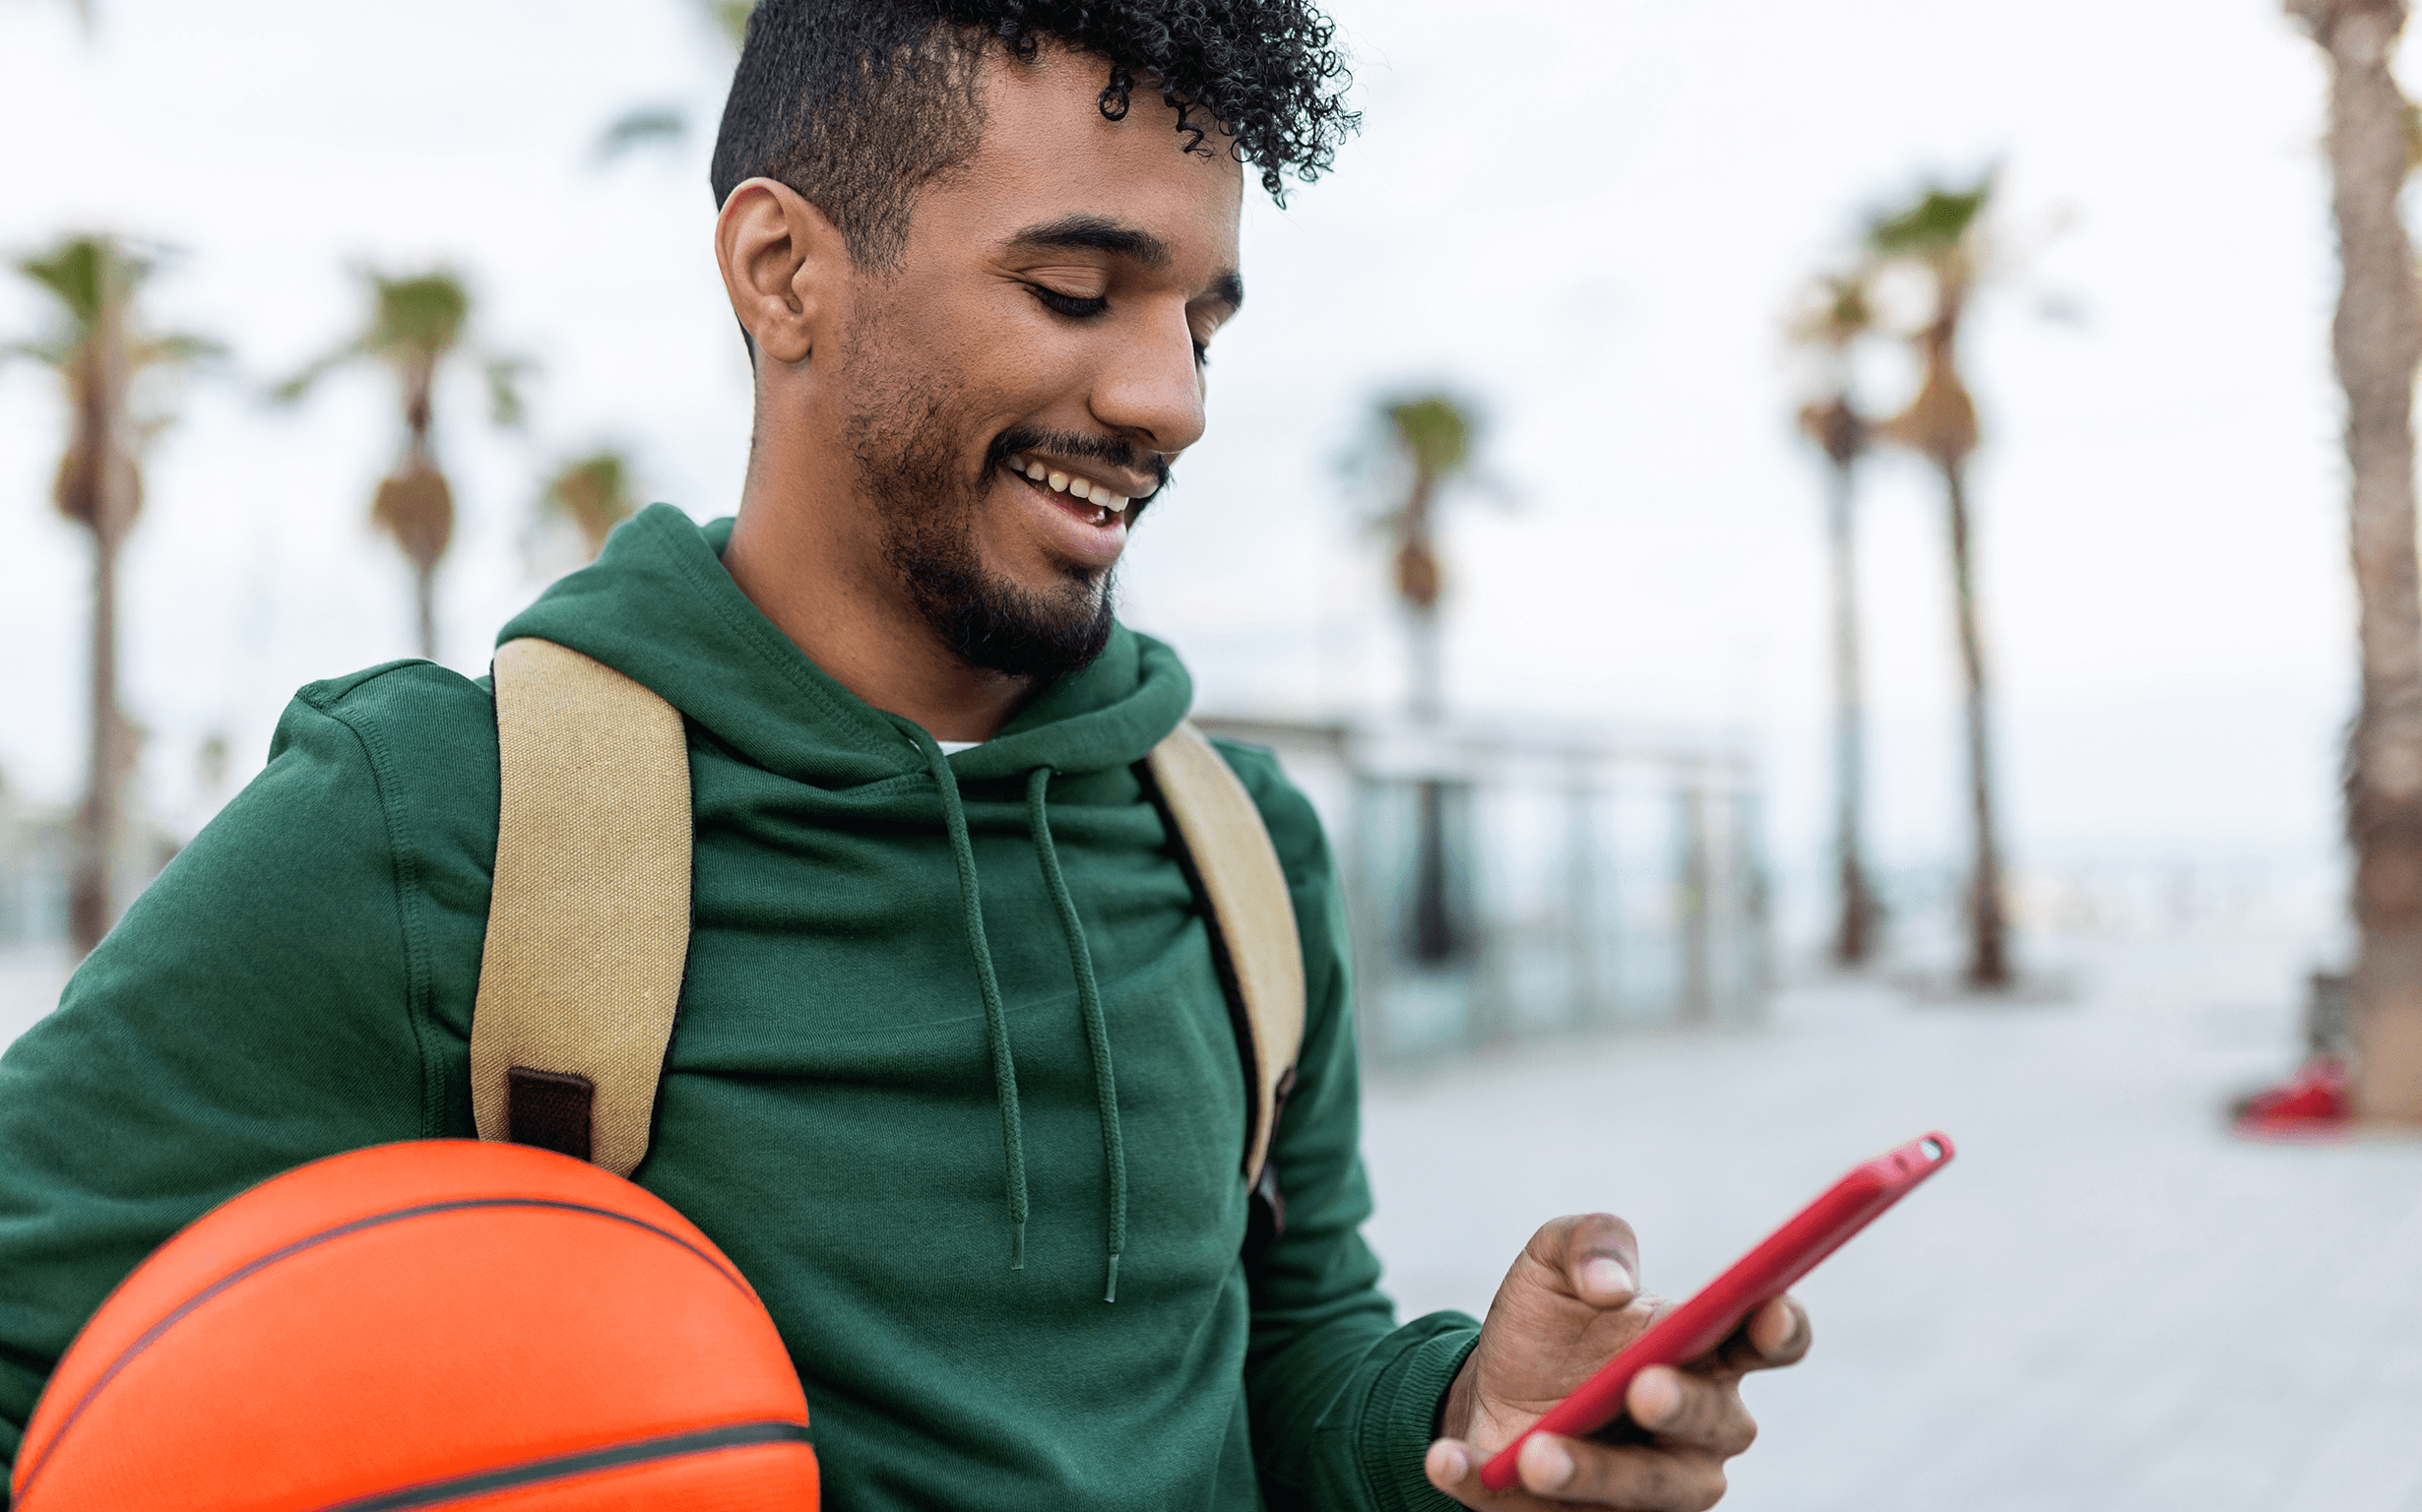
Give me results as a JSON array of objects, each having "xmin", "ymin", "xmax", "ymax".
[{"xmin": 832, "ymin": 43, "xmax": 1245, "ymax": 677}]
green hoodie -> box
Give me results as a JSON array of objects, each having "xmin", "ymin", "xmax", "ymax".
[{"xmin": 0, "ymin": 506, "xmax": 1478, "ymax": 1510}]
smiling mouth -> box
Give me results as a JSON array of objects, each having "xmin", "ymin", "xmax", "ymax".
[{"xmin": 1003, "ymin": 452, "xmax": 1137, "ymax": 528}]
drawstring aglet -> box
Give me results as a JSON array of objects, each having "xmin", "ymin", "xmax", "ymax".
[
  {"xmin": 1010, "ymin": 1218, "xmax": 1026, "ymax": 1272},
  {"xmin": 1104, "ymin": 1252, "xmax": 1120, "ymax": 1303}
]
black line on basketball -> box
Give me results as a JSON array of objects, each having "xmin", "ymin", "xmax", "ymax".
[{"xmin": 311, "ymin": 1420, "xmax": 815, "ymax": 1512}]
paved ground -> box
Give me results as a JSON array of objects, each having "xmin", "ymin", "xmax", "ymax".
[
  {"xmin": 1363, "ymin": 926, "xmax": 2422, "ymax": 1512},
  {"xmin": 8, "ymin": 927, "xmax": 2418, "ymax": 1508}
]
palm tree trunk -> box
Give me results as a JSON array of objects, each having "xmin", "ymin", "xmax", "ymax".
[
  {"xmin": 1826, "ymin": 454, "xmax": 1879, "ymax": 965},
  {"xmin": 414, "ymin": 562, "xmax": 439, "ymax": 662},
  {"xmin": 1404, "ymin": 603, "xmax": 1461, "ymax": 966},
  {"xmin": 1944, "ymin": 460, "xmax": 2008, "ymax": 987},
  {"xmin": 68, "ymin": 284, "xmax": 135, "ymax": 957},
  {"xmin": 2294, "ymin": 0, "xmax": 2422, "ymax": 1117},
  {"xmin": 1409, "ymin": 777, "xmax": 1458, "ymax": 965},
  {"xmin": 1406, "ymin": 604, "xmax": 1442, "ymax": 724},
  {"xmin": 400, "ymin": 373, "xmax": 444, "ymax": 662},
  {"xmin": 70, "ymin": 524, "xmax": 125, "ymax": 955}
]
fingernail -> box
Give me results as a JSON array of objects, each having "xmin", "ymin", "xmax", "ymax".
[
  {"xmin": 1632, "ymin": 1366, "xmax": 1681, "ymax": 1426},
  {"xmin": 1525, "ymin": 1436, "xmax": 1575, "ymax": 1491},
  {"xmin": 1581, "ymin": 1256, "xmax": 1634, "ymax": 1296},
  {"xmin": 1769, "ymin": 1298, "xmax": 1806, "ymax": 1354}
]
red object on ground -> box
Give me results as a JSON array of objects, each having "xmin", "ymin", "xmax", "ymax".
[
  {"xmin": 2234, "ymin": 1057, "xmax": 2349, "ymax": 1136},
  {"xmin": 10, "ymin": 1139, "xmax": 817, "ymax": 1511}
]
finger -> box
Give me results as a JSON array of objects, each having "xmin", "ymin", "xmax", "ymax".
[
  {"xmin": 1530, "ymin": 1212, "xmax": 1641, "ymax": 1305},
  {"xmin": 1749, "ymin": 1293, "xmax": 1811, "ymax": 1364},
  {"xmin": 1625, "ymin": 1365, "xmax": 1756, "ymax": 1455},
  {"xmin": 1518, "ymin": 1433, "xmax": 1728, "ymax": 1510},
  {"xmin": 1712, "ymin": 1294, "xmax": 1811, "ymax": 1373},
  {"xmin": 1425, "ymin": 1438, "xmax": 1487, "ymax": 1505},
  {"xmin": 1426, "ymin": 1437, "xmax": 1538, "ymax": 1509}
]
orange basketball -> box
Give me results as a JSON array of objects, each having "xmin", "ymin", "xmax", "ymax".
[{"xmin": 10, "ymin": 1140, "xmax": 817, "ymax": 1511}]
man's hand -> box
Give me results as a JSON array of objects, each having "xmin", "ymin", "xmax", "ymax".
[{"xmin": 1423, "ymin": 1214, "xmax": 1811, "ymax": 1510}]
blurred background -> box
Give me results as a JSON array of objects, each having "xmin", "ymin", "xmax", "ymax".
[{"xmin": 5, "ymin": 0, "xmax": 2417, "ymax": 1506}]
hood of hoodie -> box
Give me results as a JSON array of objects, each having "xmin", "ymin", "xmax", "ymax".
[{"xmin": 499, "ymin": 503, "xmax": 1193, "ymax": 786}]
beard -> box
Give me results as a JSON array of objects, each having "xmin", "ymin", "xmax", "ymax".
[{"xmin": 844, "ymin": 388, "xmax": 1125, "ymax": 683}]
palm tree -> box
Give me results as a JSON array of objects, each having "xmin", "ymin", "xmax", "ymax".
[
  {"xmin": 1793, "ymin": 270, "xmax": 1884, "ymax": 968},
  {"xmin": 540, "ymin": 449, "xmax": 641, "ymax": 562},
  {"xmin": 1372, "ymin": 393, "xmax": 1479, "ymax": 724},
  {"xmin": 7, "ymin": 234, "xmax": 218, "ymax": 953},
  {"xmin": 1367, "ymin": 392, "xmax": 1486, "ymax": 967},
  {"xmin": 273, "ymin": 269, "xmax": 525, "ymax": 662},
  {"xmin": 2287, "ymin": 0, "xmax": 2422, "ymax": 1119},
  {"xmin": 1867, "ymin": 175, "xmax": 2009, "ymax": 989}
]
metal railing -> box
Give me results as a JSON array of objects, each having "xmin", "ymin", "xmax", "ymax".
[
  {"xmin": 0, "ymin": 810, "xmax": 71, "ymax": 950},
  {"xmin": 1194, "ymin": 716, "xmax": 1770, "ymax": 1062}
]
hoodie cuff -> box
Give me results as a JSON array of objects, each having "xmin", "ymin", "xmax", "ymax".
[{"xmin": 1361, "ymin": 1310, "xmax": 1482, "ymax": 1512}]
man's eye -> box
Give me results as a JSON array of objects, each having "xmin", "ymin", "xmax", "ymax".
[
  {"xmin": 1031, "ymin": 286, "xmax": 1109, "ymax": 318},
  {"xmin": 1192, "ymin": 341, "xmax": 1210, "ymax": 369}
]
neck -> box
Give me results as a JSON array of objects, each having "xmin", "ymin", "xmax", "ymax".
[{"xmin": 721, "ymin": 432, "xmax": 1034, "ymax": 744}]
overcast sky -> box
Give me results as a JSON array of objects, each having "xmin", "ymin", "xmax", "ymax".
[{"xmin": 0, "ymin": 0, "xmax": 2382, "ymax": 933}]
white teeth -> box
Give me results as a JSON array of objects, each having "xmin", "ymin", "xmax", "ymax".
[{"xmin": 1017, "ymin": 459, "xmax": 1128, "ymax": 514}]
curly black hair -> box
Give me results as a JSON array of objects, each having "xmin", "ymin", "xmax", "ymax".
[{"xmin": 710, "ymin": 0, "xmax": 1356, "ymax": 270}]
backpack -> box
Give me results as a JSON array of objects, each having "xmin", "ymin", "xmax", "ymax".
[{"xmin": 467, "ymin": 637, "xmax": 1305, "ymax": 1217}]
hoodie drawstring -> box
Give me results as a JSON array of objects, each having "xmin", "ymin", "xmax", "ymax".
[
  {"xmin": 908, "ymin": 726, "xmax": 1029, "ymax": 1272},
  {"xmin": 906, "ymin": 732, "xmax": 1130, "ymax": 1300},
  {"xmin": 1026, "ymin": 767, "xmax": 1128, "ymax": 1303}
]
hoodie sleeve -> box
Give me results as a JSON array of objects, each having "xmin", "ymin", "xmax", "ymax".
[
  {"xmin": 0, "ymin": 665, "xmax": 487, "ymax": 1467},
  {"xmin": 1216, "ymin": 742, "xmax": 1481, "ymax": 1512}
]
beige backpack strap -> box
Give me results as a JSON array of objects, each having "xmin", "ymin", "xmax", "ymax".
[
  {"xmin": 1146, "ymin": 723, "xmax": 1307, "ymax": 1191},
  {"xmin": 473, "ymin": 637, "xmax": 692, "ymax": 1178}
]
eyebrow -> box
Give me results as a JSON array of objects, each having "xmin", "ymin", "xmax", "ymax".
[
  {"xmin": 1009, "ymin": 214, "xmax": 1172, "ymax": 266},
  {"xmin": 1005, "ymin": 213, "xmax": 1244, "ymax": 312}
]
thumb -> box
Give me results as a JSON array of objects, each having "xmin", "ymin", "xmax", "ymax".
[{"xmin": 1531, "ymin": 1211, "xmax": 1640, "ymax": 1306}]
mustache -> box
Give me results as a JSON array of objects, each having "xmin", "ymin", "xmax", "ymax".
[{"xmin": 984, "ymin": 425, "xmax": 1174, "ymax": 507}]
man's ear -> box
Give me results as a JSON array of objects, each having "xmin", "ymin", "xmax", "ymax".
[{"xmin": 715, "ymin": 177, "xmax": 849, "ymax": 367}]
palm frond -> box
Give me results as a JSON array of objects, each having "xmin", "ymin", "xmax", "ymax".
[
  {"xmin": 541, "ymin": 448, "xmax": 641, "ymax": 559},
  {"xmin": 1869, "ymin": 175, "xmax": 1995, "ymax": 260},
  {"xmin": 267, "ymin": 338, "xmax": 365, "ymax": 406},
  {"xmin": 484, "ymin": 356, "xmax": 532, "ymax": 427},
  {"xmin": 1791, "ymin": 268, "xmax": 1877, "ymax": 349},
  {"xmin": 2, "ymin": 337, "xmax": 75, "ymax": 369},
  {"xmin": 1381, "ymin": 393, "xmax": 1478, "ymax": 480},
  {"xmin": 704, "ymin": 0, "xmax": 755, "ymax": 49},
  {"xmin": 17, "ymin": 234, "xmax": 156, "ymax": 335},
  {"xmin": 599, "ymin": 106, "xmax": 689, "ymax": 160},
  {"xmin": 367, "ymin": 271, "xmax": 472, "ymax": 364},
  {"xmin": 132, "ymin": 332, "xmax": 226, "ymax": 368}
]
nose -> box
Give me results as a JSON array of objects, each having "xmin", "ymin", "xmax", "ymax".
[{"xmin": 1088, "ymin": 301, "xmax": 1207, "ymax": 458}]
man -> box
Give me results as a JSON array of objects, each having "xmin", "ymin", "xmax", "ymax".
[{"xmin": 0, "ymin": 3, "xmax": 1809, "ymax": 1507}]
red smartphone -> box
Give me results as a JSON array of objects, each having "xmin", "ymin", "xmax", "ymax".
[{"xmin": 1479, "ymin": 1131, "xmax": 1955, "ymax": 1492}]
